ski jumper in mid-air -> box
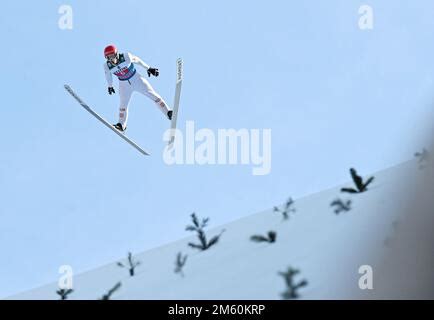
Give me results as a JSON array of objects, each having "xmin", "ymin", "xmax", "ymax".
[{"xmin": 103, "ymin": 44, "xmax": 172, "ymax": 132}]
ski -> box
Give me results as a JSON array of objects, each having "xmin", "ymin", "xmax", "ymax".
[
  {"xmin": 64, "ymin": 84, "xmax": 150, "ymax": 156},
  {"xmin": 168, "ymin": 58, "xmax": 183, "ymax": 146}
]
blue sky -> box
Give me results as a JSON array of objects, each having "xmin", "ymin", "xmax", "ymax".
[{"xmin": 1, "ymin": 0, "xmax": 434, "ymax": 297}]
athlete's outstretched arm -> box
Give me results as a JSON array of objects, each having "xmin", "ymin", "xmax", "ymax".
[
  {"xmin": 129, "ymin": 53, "xmax": 150, "ymax": 70},
  {"xmin": 104, "ymin": 63, "xmax": 114, "ymax": 87}
]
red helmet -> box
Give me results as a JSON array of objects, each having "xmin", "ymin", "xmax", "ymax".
[{"xmin": 104, "ymin": 45, "xmax": 118, "ymax": 58}]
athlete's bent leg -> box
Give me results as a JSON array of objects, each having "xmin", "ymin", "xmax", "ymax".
[
  {"xmin": 118, "ymin": 81, "xmax": 134, "ymax": 128},
  {"xmin": 136, "ymin": 76, "xmax": 171, "ymax": 118}
]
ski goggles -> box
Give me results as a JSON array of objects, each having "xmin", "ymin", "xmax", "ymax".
[{"xmin": 106, "ymin": 53, "xmax": 118, "ymax": 61}]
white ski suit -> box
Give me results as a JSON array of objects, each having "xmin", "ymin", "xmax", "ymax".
[{"xmin": 104, "ymin": 52, "xmax": 170, "ymax": 127}]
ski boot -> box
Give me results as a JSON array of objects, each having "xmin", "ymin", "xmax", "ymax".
[{"xmin": 113, "ymin": 123, "xmax": 126, "ymax": 132}]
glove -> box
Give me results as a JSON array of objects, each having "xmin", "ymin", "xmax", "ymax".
[
  {"xmin": 147, "ymin": 67, "xmax": 159, "ymax": 77},
  {"xmin": 108, "ymin": 87, "xmax": 115, "ymax": 95}
]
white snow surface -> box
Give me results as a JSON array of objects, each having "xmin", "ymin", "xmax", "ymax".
[{"xmin": 8, "ymin": 160, "xmax": 434, "ymax": 300}]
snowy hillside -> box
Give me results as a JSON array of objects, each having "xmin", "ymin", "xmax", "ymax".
[{"xmin": 8, "ymin": 159, "xmax": 434, "ymax": 300}]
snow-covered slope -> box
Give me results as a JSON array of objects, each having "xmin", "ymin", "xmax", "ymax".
[{"xmin": 8, "ymin": 160, "xmax": 434, "ymax": 300}]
